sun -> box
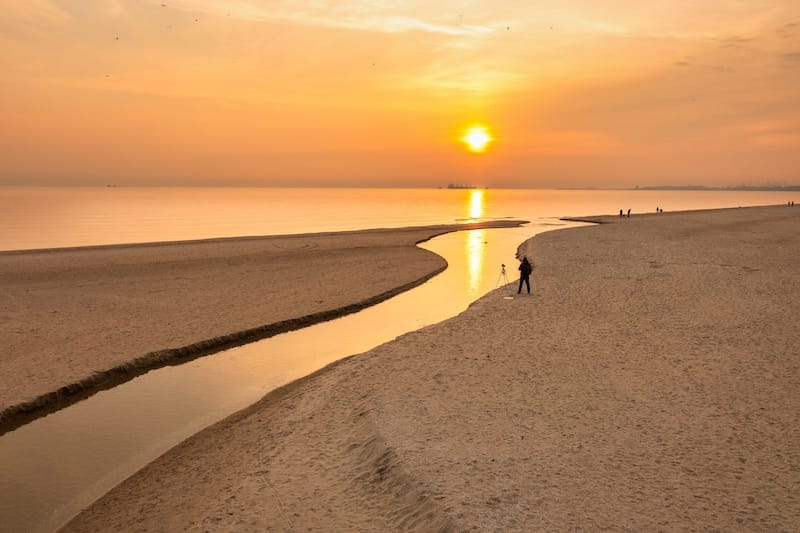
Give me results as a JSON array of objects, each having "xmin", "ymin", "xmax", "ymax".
[{"xmin": 460, "ymin": 125, "xmax": 494, "ymax": 153}]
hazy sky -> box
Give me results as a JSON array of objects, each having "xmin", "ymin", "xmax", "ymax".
[{"xmin": 1, "ymin": 0, "xmax": 799, "ymax": 188}]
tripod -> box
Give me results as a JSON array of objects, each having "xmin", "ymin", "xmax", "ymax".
[{"xmin": 496, "ymin": 263, "xmax": 510, "ymax": 288}]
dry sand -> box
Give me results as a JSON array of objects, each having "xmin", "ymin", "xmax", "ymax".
[
  {"xmin": 0, "ymin": 221, "xmax": 522, "ymax": 432},
  {"xmin": 61, "ymin": 206, "xmax": 800, "ymax": 530}
]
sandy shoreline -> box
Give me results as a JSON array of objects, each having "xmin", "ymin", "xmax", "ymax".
[
  {"xmin": 62, "ymin": 205, "xmax": 800, "ymax": 531},
  {"xmin": 0, "ymin": 220, "xmax": 524, "ymax": 433}
]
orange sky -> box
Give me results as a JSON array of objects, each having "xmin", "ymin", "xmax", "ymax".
[{"xmin": 1, "ymin": 0, "xmax": 799, "ymax": 188}]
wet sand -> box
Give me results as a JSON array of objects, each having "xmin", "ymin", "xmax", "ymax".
[
  {"xmin": 0, "ymin": 221, "xmax": 523, "ymax": 432},
  {"xmin": 54, "ymin": 206, "xmax": 800, "ymax": 530}
]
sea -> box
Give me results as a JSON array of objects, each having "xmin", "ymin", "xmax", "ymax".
[{"xmin": 0, "ymin": 186, "xmax": 793, "ymax": 251}]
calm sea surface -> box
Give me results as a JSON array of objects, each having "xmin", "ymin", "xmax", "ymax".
[{"xmin": 0, "ymin": 187, "xmax": 792, "ymax": 251}]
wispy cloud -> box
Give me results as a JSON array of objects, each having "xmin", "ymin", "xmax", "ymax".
[
  {"xmin": 741, "ymin": 119, "xmax": 800, "ymax": 146},
  {"xmin": 155, "ymin": 0, "xmax": 493, "ymax": 36},
  {"xmin": 0, "ymin": 0, "xmax": 71, "ymax": 27},
  {"xmin": 776, "ymin": 20, "xmax": 799, "ymax": 38},
  {"xmin": 403, "ymin": 62, "xmax": 520, "ymax": 94},
  {"xmin": 718, "ymin": 35, "xmax": 752, "ymax": 48}
]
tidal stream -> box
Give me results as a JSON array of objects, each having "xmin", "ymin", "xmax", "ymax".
[{"xmin": 0, "ymin": 222, "xmax": 580, "ymax": 532}]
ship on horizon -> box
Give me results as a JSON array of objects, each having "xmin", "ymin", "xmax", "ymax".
[{"xmin": 443, "ymin": 183, "xmax": 483, "ymax": 189}]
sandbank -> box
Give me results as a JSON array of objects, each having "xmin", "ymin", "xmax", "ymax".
[
  {"xmin": 63, "ymin": 205, "xmax": 800, "ymax": 531},
  {"xmin": 0, "ymin": 221, "xmax": 523, "ymax": 433}
]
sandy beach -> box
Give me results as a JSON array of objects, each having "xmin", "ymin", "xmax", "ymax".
[
  {"xmin": 59, "ymin": 205, "xmax": 800, "ymax": 531},
  {"xmin": 0, "ymin": 221, "xmax": 523, "ymax": 432}
]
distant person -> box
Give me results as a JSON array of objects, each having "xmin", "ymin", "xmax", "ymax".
[
  {"xmin": 627, "ymin": 208, "xmax": 631, "ymax": 218},
  {"xmin": 518, "ymin": 256, "xmax": 532, "ymax": 294},
  {"xmin": 619, "ymin": 209, "xmax": 623, "ymax": 218}
]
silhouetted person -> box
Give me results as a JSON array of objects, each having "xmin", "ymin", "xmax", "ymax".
[
  {"xmin": 518, "ymin": 256, "xmax": 532, "ymax": 294},
  {"xmin": 627, "ymin": 208, "xmax": 631, "ymax": 218},
  {"xmin": 619, "ymin": 209, "xmax": 623, "ymax": 217}
]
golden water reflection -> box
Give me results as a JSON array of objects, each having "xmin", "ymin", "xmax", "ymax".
[
  {"xmin": 463, "ymin": 190, "xmax": 487, "ymax": 296},
  {"xmin": 466, "ymin": 229, "xmax": 486, "ymax": 296},
  {"xmin": 468, "ymin": 189, "xmax": 485, "ymax": 220}
]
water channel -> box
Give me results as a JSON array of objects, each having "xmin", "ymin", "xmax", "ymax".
[{"xmin": 0, "ymin": 222, "xmax": 582, "ymax": 532}]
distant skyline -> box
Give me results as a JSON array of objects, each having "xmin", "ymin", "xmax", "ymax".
[{"xmin": 1, "ymin": 1, "xmax": 799, "ymax": 188}]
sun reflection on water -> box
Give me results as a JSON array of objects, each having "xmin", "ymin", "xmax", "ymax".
[
  {"xmin": 465, "ymin": 229, "xmax": 486, "ymax": 297},
  {"xmin": 468, "ymin": 189, "xmax": 485, "ymax": 220},
  {"xmin": 462, "ymin": 189, "xmax": 487, "ymax": 295}
]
